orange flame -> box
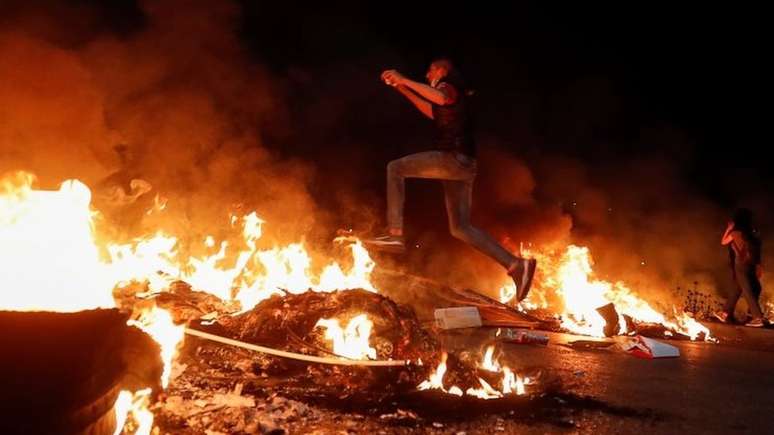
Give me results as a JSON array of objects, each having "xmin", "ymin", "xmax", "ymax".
[
  {"xmin": 1, "ymin": 172, "xmax": 388, "ymax": 433},
  {"xmin": 316, "ymin": 314, "xmax": 377, "ymax": 360},
  {"xmin": 501, "ymin": 245, "xmax": 712, "ymax": 341},
  {"xmin": 417, "ymin": 346, "xmax": 529, "ymax": 398},
  {"xmin": 127, "ymin": 307, "xmax": 186, "ymax": 388},
  {"xmin": 114, "ymin": 388, "xmax": 153, "ymax": 435}
]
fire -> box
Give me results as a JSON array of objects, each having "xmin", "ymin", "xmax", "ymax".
[
  {"xmin": 503, "ymin": 245, "xmax": 712, "ymax": 341},
  {"xmin": 0, "ymin": 173, "xmax": 116, "ymax": 311},
  {"xmin": 316, "ymin": 314, "xmax": 377, "ymax": 360},
  {"xmin": 417, "ymin": 347, "xmax": 529, "ymax": 398},
  {"xmin": 114, "ymin": 388, "xmax": 153, "ymax": 435},
  {"xmin": 416, "ymin": 352, "xmax": 454, "ymax": 392},
  {"xmin": 0, "ymin": 171, "xmax": 381, "ymax": 433},
  {"xmin": 466, "ymin": 378, "xmax": 502, "ymax": 400},
  {"xmin": 476, "ymin": 345, "xmax": 528, "ymax": 398},
  {"xmin": 128, "ymin": 307, "xmax": 186, "ymax": 388},
  {"xmin": 481, "ymin": 345, "xmax": 500, "ymax": 372},
  {"xmin": 106, "ymin": 217, "xmax": 377, "ymax": 312}
]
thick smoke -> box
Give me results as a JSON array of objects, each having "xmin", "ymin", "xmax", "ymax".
[
  {"xmin": 1, "ymin": 0, "xmax": 768, "ymax": 312},
  {"xmin": 0, "ymin": 0, "xmax": 327, "ymax": 253}
]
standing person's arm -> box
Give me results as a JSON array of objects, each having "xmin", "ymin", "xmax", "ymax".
[
  {"xmin": 393, "ymin": 85, "xmax": 434, "ymax": 119},
  {"xmin": 382, "ymin": 70, "xmax": 454, "ymax": 105},
  {"xmin": 721, "ymin": 221, "xmax": 735, "ymax": 245}
]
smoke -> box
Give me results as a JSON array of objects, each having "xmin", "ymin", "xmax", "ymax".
[
  {"xmin": 0, "ymin": 0, "xmax": 327, "ymax": 251},
  {"xmin": 1, "ymin": 0, "xmax": 768, "ymax": 311},
  {"xmin": 393, "ymin": 100, "xmax": 750, "ymax": 312},
  {"xmin": 0, "ymin": 32, "xmax": 111, "ymax": 183}
]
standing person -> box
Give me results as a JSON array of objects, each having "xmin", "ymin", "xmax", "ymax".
[
  {"xmin": 363, "ymin": 58, "xmax": 537, "ymax": 302},
  {"xmin": 714, "ymin": 208, "xmax": 766, "ymax": 327}
]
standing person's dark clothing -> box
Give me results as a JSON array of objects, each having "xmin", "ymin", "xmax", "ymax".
[{"xmin": 716, "ymin": 208, "xmax": 765, "ymax": 327}]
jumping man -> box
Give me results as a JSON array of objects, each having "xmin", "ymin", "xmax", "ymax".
[{"xmin": 364, "ymin": 58, "xmax": 537, "ymax": 302}]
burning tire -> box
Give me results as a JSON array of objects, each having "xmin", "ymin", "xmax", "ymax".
[{"xmin": 0, "ymin": 309, "xmax": 162, "ymax": 435}]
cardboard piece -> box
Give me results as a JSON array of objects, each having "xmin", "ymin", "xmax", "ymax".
[
  {"xmin": 434, "ymin": 307, "xmax": 482, "ymax": 329},
  {"xmin": 619, "ymin": 335, "xmax": 680, "ymax": 359}
]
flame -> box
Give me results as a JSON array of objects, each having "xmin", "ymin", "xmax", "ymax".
[
  {"xmin": 476, "ymin": 346, "xmax": 528, "ymax": 397},
  {"xmin": 113, "ymin": 391, "xmax": 133, "ymax": 435},
  {"xmin": 1, "ymin": 172, "xmax": 381, "ymax": 434},
  {"xmin": 417, "ymin": 352, "xmax": 451, "ymax": 392},
  {"xmin": 127, "ymin": 307, "xmax": 186, "ymax": 388},
  {"xmin": 417, "ymin": 347, "xmax": 529, "ymax": 398},
  {"xmin": 499, "ymin": 284, "xmax": 517, "ymax": 305},
  {"xmin": 316, "ymin": 314, "xmax": 377, "ymax": 360},
  {"xmin": 481, "ymin": 345, "xmax": 500, "ymax": 372},
  {"xmin": 501, "ymin": 367, "xmax": 526, "ymax": 396},
  {"xmin": 466, "ymin": 378, "xmax": 503, "ymax": 400},
  {"xmin": 505, "ymin": 244, "xmax": 712, "ymax": 341},
  {"xmin": 114, "ymin": 388, "xmax": 153, "ymax": 435},
  {"xmin": 0, "ymin": 173, "xmax": 116, "ymax": 311}
]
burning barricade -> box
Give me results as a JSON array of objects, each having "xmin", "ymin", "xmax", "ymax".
[{"xmin": 0, "ymin": 171, "xmax": 716, "ymax": 434}]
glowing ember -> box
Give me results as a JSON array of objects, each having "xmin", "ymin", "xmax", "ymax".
[{"xmin": 316, "ymin": 314, "xmax": 377, "ymax": 360}]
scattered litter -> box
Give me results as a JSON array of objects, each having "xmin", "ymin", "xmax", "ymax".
[
  {"xmin": 596, "ymin": 303, "xmax": 620, "ymax": 337},
  {"xmin": 170, "ymin": 362, "xmax": 188, "ymax": 381},
  {"xmin": 498, "ymin": 329, "xmax": 549, "ymax": 345},
  {"xmin": 619, "ymin": 335, "xmax": 680, "ymax": 359},
  {"xmin": 560, "ymin": 340, "xmax": 615, "ymax": 351},
  {"xmin": 210, "ymin": 392, "xmax": 255, "ymax": 408}
]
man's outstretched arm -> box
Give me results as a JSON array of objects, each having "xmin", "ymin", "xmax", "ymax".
[
  {"xmin": 383, "ymin": 70, "xmax": 451, "ymax": 105},
  {"xmin": 395, "ymin": 85, "xmax": 433, "ymax": 119}
]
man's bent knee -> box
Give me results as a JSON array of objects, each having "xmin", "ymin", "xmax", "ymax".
[
  {"xmin": 449, "ymin": 224, "xmax": 473, "ymax": 242},
  {"xmin": 387, "ymin": 159, "xmax": 402, "ymax": 176}
]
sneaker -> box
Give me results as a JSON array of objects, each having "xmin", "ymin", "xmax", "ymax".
[
  {"xmin": 712, "ymin": 311, "xmax": 729, "ymax": 323},
  {"xmin": 745, "ymin": 318, "xmax": 765, "ymax": 328},
  {"xmin": 508, "ymin": 258, "xmax": 537, "ymax": 302},
  {"xmin": 362, "ymin": 234, "xmax": 406, "ymax": 253}
]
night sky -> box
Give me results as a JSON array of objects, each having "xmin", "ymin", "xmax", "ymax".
[
  {"xmin": 239, "ymin": 2, "xmax": 765, "ymax": 204},
  {"xmin": 83, "ymin": 1, "xmax": 765, "ymax": 202}
]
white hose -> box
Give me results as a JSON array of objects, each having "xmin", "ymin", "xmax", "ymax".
[{"xmin": 184, "ymin": 327, "xmax": 412, "ymax": 367}]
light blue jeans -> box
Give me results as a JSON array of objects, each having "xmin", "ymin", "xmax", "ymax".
[{"xmin": 386, "ymin": 151, "xmax": 517, "ymax": 268}]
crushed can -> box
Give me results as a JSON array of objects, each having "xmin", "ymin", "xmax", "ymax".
[{"xmin": 498, "ymin": 328, "xmax": 549, "ymax": 345}]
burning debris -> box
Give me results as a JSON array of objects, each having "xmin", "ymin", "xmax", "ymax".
[
  {"xmin": 0, "ymin": 172, "xmax": 721, "ymax": 434},
  {"xmin": 499, "ymin": 245, "xmax": 714, "ymax": 341}
]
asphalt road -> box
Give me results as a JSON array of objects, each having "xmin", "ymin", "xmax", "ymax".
[{"xmin": 438, "ymin": 324, "xmax": 774, "ymax": 434}]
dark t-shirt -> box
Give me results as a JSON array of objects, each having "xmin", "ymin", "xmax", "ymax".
[
  {"xmin": 431, "ymin": 77, "xmax": 476, "ymax": 157},
  {"xmin": 730, "ymin": 230, "xmax": 762, "ymax": 267}
]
